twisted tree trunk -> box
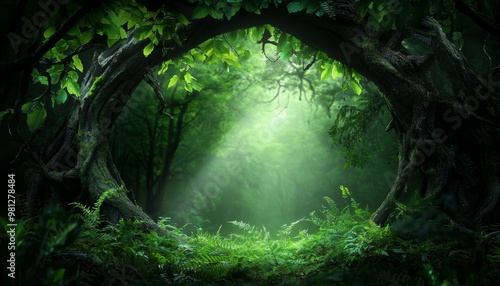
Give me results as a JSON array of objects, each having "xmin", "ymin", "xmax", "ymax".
[
  {"xmin": 369, "ymin": 17, "xmax": 500, "ymax": 225},
  {"xmin": 28, "ymin": 38, "xmax": 159, "ymax": 228}
]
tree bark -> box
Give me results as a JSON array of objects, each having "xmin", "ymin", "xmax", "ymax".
[{"xmin": 29, "ymin": 37, "xmax": 161, "ymax": 228}]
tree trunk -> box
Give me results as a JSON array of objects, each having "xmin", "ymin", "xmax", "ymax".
[
  {"xmin": 146, "ymin": 95, "xmax": 191, "ymax": 219},
  {"xmin": 367, "ymin": 17, "xmax": 500, "ymax": 226},
  {"xmin": 28, "ymin": 37, "xmax": 161, "ymax": 228}
]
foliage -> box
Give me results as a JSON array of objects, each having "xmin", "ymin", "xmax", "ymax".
[
  {"xmin": 70, "ymin": 188, "xmax": 119, "ymax": 229},
  {"xmin": 329, "ymin": 81, "xmax": 388, "ymax": 168},
  {"xmin": 0, "ymin": 205, "xmax": 84, "ymax": 286},
  {"xmin": 6, "ymin": 187, "xmax": 500, "ymax": 285}
]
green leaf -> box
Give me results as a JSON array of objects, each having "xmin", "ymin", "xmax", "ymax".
[
  {"xmin": 168, "ymin": 75, "xmax": 179, "ymax": 88},
  {"xmin": 305, "ymin": 0, "xmax": 320, "ymax": 13},
  {"xmin": 31, "ymin": 68, "xmax": 47, "ymax": 84},
  {"xmin": 117, "ymin": 10, "xmax": 131, "ymax": 26},
  {"xmin": 249, "ymin": 26, "xmax": 265, "ymax": 42},
  {"xmin": 69, "ymin": 25, "xmax": 81, "ymax": 37},
  {"xmin": 68, "ymin": 70, "xmax": 79, "ymax": 82},
  {"xmin": 350, "ymin": 80, "xmax": 362, "ymax": 95},
  {"xmin": 191, "ymin": 81, "xmax": 203, "ymax": 91},
  {"xmin": 107, "ymin": 38, "xmax": 119, "ymax": 47},
  {"xmin": 184, "ymin": 73, "xmax": 193, "ymax": 84},
  {"xmin": 332, "ymin": 64, "xmax": 341, "ymax": 78},
  {"xmin": 176, "ymin": 13, "xmax": 190, "ymax": 25},
  {"xmin": 143, "ymin": 41, "xmax": 155, "ymax": 57},
  {"xmin": 107, "ymin": 10, "xmax": 120, "ymax": 26},
  {"xmin": 79, "ymin": 29, "xmax": 94, "ymax": 44},
  {"xmin": 184, "ymin": 82, "xmax": 193, "ymax": 92},
  {"xmin": 340, "ymin": 185, "xmax": 351, "ymax": 198},
  {"xmin": 158, "ymin": 60, "xmax": 171, "ymax": 75},
  {"xmin": 342, "ymin": 80, "xmax": 349, "ymax": 91},
  {"xmin": 277, "ymin": 33, "xmax": 287, "ymax": 51},
  {"xmin": 72, "ymin": 55, "xmax": 83, "ymax": 72},
  {"xmin": 27, "ymin": 105, "xmax": 47, "ymax": 132},
  {"xmin": 56, "ymin": 89, "xmax": 68, "ymax": 104},
  {"xmin": 127, "ymin": 15, "xmax": 137, "ymax": 29},
  {"xmin": 287, "ymin": 1, "xmax": 304, "ymax": 13},
  {"xmin": 321, "ymin": 64, "xmax": 332, "ymax": 81},
  {"xmin": 209, "ymin": 9, "xmax": 224, "ymax": 19},
  {"xmin": 280, "ymin": 42, "xmax": 294, "ymax": 61},
  {"xmin": 181, "ymin": 53, "xmax": 195, "ymax": 65},
  {"xmin": 200, "ymin": 39, "xmax": 215, "ymax": 57},
  {"xmin": 46, "ymin": 65, "xmax": 64, "ymax": 84},
  {"xmin": 222, "ymin": 52, "xmax": 242, "ymax": 68},
  {"xmin": 119, "ymin": 27, "xmax": 128, "ymax": 39},
  {"xmin": 191, "ymin": 50, "xmax": 206, "ymax": 62},
  {"xmin": 242, "ymin": 0, "xmax": 258, "ymax": 12},
  {"xmin": 224, "ymin": 6, "xmax": 239, "ymax": 20},
  {"xmin": 240, "ymin": 49, "xmax": 251, "ymax": 60},
  {"xmin": 192, "ymin": 4, "xmax": 211, "ymax": 19},
  {"xmin": 65, "ymin": 79, "xmax": 81, "ymax": 96},
  {"xmin": 133, "ymin": 25, "xmax": 152, "ymax": 41},
  {"xmin": 44, "ymin": 26, "xmax": 56, "ymax": 39},
  {"xmin": 21, "ymin": 102, "xmax": 33, "ymax": 113},
  {"xmin": 103, "ymin": 23, "xmax": 121, "ymax": 39}
]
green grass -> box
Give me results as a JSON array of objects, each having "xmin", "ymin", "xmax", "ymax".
[{"xmin": 2, "ymin": 188, "xmax": 500, "ymax": 285}]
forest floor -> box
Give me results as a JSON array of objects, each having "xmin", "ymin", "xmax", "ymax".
[{"xmin": 2, "ymin": 194, "xmax": 500, "ymax": 285}]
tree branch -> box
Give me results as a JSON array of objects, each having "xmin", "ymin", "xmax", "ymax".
[{"xmin": 144, "ymin": 68, "xmax": 173, "ymax": 118}]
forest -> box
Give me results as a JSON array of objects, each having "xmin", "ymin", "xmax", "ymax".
[{"xmin": 0, "ymin": 0, "xmax": 499, "ymax": 285}]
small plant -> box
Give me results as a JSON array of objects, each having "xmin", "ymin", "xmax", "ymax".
[
  {"xmin": 70, "ymin": 188, "xmax": 118, "ymax": 230},
  {"xmin": 1, "ymin": 205, "xmax": 85, "ymax": 286},
  {"xmin": 11, "ymin": 185, "xmax": 498, "ymax": 285}
]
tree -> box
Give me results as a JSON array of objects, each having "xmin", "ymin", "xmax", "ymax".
[{"xmin": 1, "ymin": 0, "xmax": 499, "ymax": 228}]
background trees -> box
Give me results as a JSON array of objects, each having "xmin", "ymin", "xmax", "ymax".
[{"xmin": 108, "ymin": 40, "xmax": 397, "ymax": 232}]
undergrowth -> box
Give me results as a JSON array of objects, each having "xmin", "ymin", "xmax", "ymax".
[{"xmin": 2, "ymin": 186, "xmax": 500, "ymax": 285}]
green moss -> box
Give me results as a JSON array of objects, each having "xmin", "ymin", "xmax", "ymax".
[{"xmin": 87, "ymin": 75, "xmax": 104, "ymax": 96}]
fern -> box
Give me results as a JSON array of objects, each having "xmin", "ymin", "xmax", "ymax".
[
  {"xmin": 228, "ymin": 220, "xmax": 270, "ymax": 241},
  {"xmin": 19, "ymin": 186, "xmax": 492, "ymax": 285},
  {"xmin": 70, "ymin": 188, "xmax": 118, "ymax": 229},
  {"xmin": 1, "ymin": 205, "xmax": 84, "ymax": 285},
  {"xmin": 277, "ymin": 218, "xmax": 306, "ymax": 238},
  {"xmin": 178, "ymin": 253, "xmax": 236, "ymax": 280}
]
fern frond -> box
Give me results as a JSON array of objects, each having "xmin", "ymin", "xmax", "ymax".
[{"xmin": 70, "ymin": 188, "xmax": 118, "ymax": 230}]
